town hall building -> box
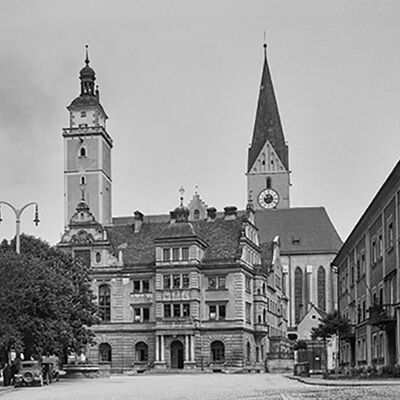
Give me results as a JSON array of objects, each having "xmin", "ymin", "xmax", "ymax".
[{"xmin": 58, "ymin": 43, "xmax": 341, "ymax": 372}]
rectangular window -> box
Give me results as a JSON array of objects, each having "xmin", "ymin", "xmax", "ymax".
[
  {"xmin": 173, "ymin": 303, "xmax": 181, "ymax": 317},
  {"xmin": 378, "ymin": 233, "xmax": 383, "ymax": 258},
  {"xmin": 142, "ymin": 280, "xmax": 150, "ymax": 293},
  {"xmin": 133, "ymin": 280, "xmax": 141, "ymax": 292},
  {"xmin": 163, "ymin": 248, "xmax": 170, "ymax": 262},
  {"xmin": 172, "ymin": 274, "xmax": 181, "ymax": 289},
  {"xmin": 143, "ymin": 307, "xmax": 150, "ymax": 321},
  {"xmin": 388, "ymin": 222, "xmax": 394, "ymax": 248},
  {"xmin": 245, "ymin": 277, "xmax": 251, "ymax": 293},
  {"xmin": 372, "ymin": 240, "xmax": 377, "ymax": 263},
  {"xmin": 163, "ymin": 275, "xmax": 171, "ymax": 289},
  {"xmin": 134, "ymin": 308, "xmax": 141, "ymax": 322},
  {"xmin": 208, "ymin": 276, "xmax": 217, "ymax": 289},
  {"xmin": 219, "ymin": 305, "xmax": 226, "ymax": 320},
  {"xmin": 182, "ymin": 274, "xmax": 190, "ymax": 288},
  {"xmin": 182, "ymin": 303, "xmax": 190, "ymax": 317},
  {"xmin": 172, "ymin": 248, "xmax": 180, "ymax": 261},
  {"xmin": 209, "ymin": 305, "xmax": 217, "ymax": 320},
  {"xmin": 164, "ymin": 304, "xmax": 171, "ymax": 318},
  {"xmin": 245, "ymin": 302, "xmax": 252, "ymax": 324},
  {"xmin": 182, "ymin": 247, "xmax": 189, "ymax": 261},
  {"xmin": 218, "ymin": 276, "xmax": 226, "ymax": 289}
]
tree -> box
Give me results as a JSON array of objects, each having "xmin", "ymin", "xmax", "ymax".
[
  {"xmin": 0, "ymin": 235, "xmax": 99, "ymax": 363},
  {"xmin": 311, "ymin": 310, "xmax": 351, "ymax": 374}
]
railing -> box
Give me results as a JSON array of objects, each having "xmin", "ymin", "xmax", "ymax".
[{"xmin": 368, "ymin": 303, "xmax": 396, "ymax": 328}]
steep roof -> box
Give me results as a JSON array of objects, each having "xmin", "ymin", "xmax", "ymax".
[
  {"xmin": 247, "ymin": 47, "xmax": 288, "ymax": 172},
  {"xmin": 255, "ymin": 207, "xmax": 342, "ymax": 255},
  {"xmin": 105, "ymin": 217, "xmax": 246, "ymax": 266}
]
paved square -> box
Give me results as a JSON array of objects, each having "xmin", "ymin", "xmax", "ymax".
[{"xmin": 2, "ymin": 374, "xmax": 400, "ymax": 400}]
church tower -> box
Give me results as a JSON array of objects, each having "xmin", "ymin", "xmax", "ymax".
[
  {"xmin": 63, "ymin": 46, "xmax": 112, "ymax": 227},
  {"xmin": 247, "ymin": 43, "xmax": 290, "ymax": 210}
]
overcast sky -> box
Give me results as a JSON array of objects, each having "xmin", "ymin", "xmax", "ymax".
[{"xmin": 0, "ymin": 0, "xmax": 400, "ymax": 245}]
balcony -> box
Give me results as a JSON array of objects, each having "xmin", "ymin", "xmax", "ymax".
[
  {"xmin": 368, "ymin": 304, "xmax": 396, "ymax": 329},
  {"xmin": 254, "ymin": 323, "xmax": 269, "ymax": 336}
]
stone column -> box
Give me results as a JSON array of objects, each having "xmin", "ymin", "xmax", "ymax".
[
  {"xmin": 160, "ymin": 335, "xmax": 165, "ymax": 362},
  {"xmin": 155, "ymin": 335, "xmax": 160, "ymax": 361},
  {"xmin": 185, "ymin": 335, "xmax": 189, "ymax": 361},
  {"xmin": 190, "ymin": 335, "xmax": 195, "ymax": 362}
]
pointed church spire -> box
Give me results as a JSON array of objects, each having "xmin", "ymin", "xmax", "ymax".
[{"xmin": 247, "ymin": 42, "xmax": 288, "ymax": 172}]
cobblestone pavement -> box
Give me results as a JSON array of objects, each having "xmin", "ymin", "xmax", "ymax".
[{"xmin": 1, "ymin": 374, "xmax": 400, "ymax": 400}]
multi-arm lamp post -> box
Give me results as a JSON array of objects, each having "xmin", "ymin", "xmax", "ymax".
[{"xmin": 0, "ymin": 201, "xmax": 40, "ymax": 254}]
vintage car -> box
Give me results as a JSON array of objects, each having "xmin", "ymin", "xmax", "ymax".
[{"xmin": 14, "ymin": 361, "xmax": 43, "ymax": 387}]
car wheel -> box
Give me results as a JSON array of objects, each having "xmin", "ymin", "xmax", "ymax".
[{"xmin": 23, "ymin": 371, "xmax": 34, "ymax": 384}]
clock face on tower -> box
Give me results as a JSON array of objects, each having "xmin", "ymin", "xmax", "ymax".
[{"xmin": 258, "ymin": 188, "xmax": 279, "ymax": 209}]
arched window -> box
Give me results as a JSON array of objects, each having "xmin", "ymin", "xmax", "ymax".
[
  {"xmin": 95, "ymin": 252, "xmax": 101, "ymax": 263},
  {"xmin": 80, "ymin": 146, "xmax": 86, "ymax": 157},
  {"xmin": 262, "ymin": 283, "xmax": 266, "ymax": 295},
  {"xmin": 99, "ymin": 343, "xmax": 111, "ymax": 363},
  {"xmin": 263, "ymin": 309, "xmax": 266, "ymax": 323},
  {"xmin": 135, "ymin": 342, "xmax": 148, "ymax": 362},
  {"xmin": 80, "ymin": 176, "xmax": 86, "ymax": 186},
  {"xmin": 99, "ymin": 285, "xmax": 111, "ymax": 321},
  {"xmin": 211, "ymin": 341, "xmax": 225, "ymax": 362},
  {"xmin": 193, "ymin": 209, "xmax": 200, "ymax": 220},
  {"xmin": 317, "ymin": 266, "xmax": 326, "ymax": 311},
  {"xmin": 294, "ymin": 267, "xmax": 303, "ymax": 324},
  {"xmin": 266, "ymin": 177, "xmax": 271, "ymax": 189},
  {"xmin": 246, "ymin": 342, "xmax": 251, "ymax": 362}
]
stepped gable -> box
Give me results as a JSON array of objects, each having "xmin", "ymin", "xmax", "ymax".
[{"xmin": 255, "ymin": 207, "xmax": 342, "ymax": 254}]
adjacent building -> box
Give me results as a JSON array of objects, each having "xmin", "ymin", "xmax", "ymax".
[{"xmin": 334, "ymin": 160, "xmax": 400, "ymax": 368}]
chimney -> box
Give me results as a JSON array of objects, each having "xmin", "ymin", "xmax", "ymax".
[
  {"xmin": 224, "ymin": 206, "xmax": 237, "ymax": 220},
  {"xmin": 133, "ymin": 210, "xmax": 144, "ymax": 233},
  {"xmin": 206, "ymin": 207, "xmax": 217, "ymax": 221}
]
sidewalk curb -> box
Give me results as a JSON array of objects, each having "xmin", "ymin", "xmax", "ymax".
[
  {"xmin": 0, "ymin": 387, "xmax": 14, "ymax": 397},
  {"xmin": 286, "ymin": 374, "xmax": 400, "ymax": 387}
]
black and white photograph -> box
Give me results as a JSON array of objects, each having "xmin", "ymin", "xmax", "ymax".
[{"xmin": 1, "ymin": 1, "xmax": 400, "ymax": 399}]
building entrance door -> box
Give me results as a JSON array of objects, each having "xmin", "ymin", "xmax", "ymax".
[{"xmin": 170, "ymin": 340, "xmax": 184, "ymax": 369}]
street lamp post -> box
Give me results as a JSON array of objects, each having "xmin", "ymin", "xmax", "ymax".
[{"xmin": 0, "ymin": 201, "xmax": 40, "ymax": 254}]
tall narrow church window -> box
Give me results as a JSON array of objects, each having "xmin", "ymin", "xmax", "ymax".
[
  {"xmin": 80, "ymin": 176, "xmax": 86, "ymax": 186},
  {"xmin": 317, "ymin": 266, "xmax": 326, "ymax": 311},
  {"xmin": 294, "ymin": 267, "xmax": 303, "ymax": 324},
  {"xmin": 266, "ymin": 177, "xmax": 271, "ymax": 189}
]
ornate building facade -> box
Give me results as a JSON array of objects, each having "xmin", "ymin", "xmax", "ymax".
[{"xmin": 58, "ymin": 50, "xmax": 289, "ymax": 372}]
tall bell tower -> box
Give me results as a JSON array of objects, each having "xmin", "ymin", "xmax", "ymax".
[
  {"xmin": 247, "ymin": 43, "xmax": 290, "ymax": 210},
  {"xmin": 63, "ymin": 46, "xmax": 112, "ymax": 227}
]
